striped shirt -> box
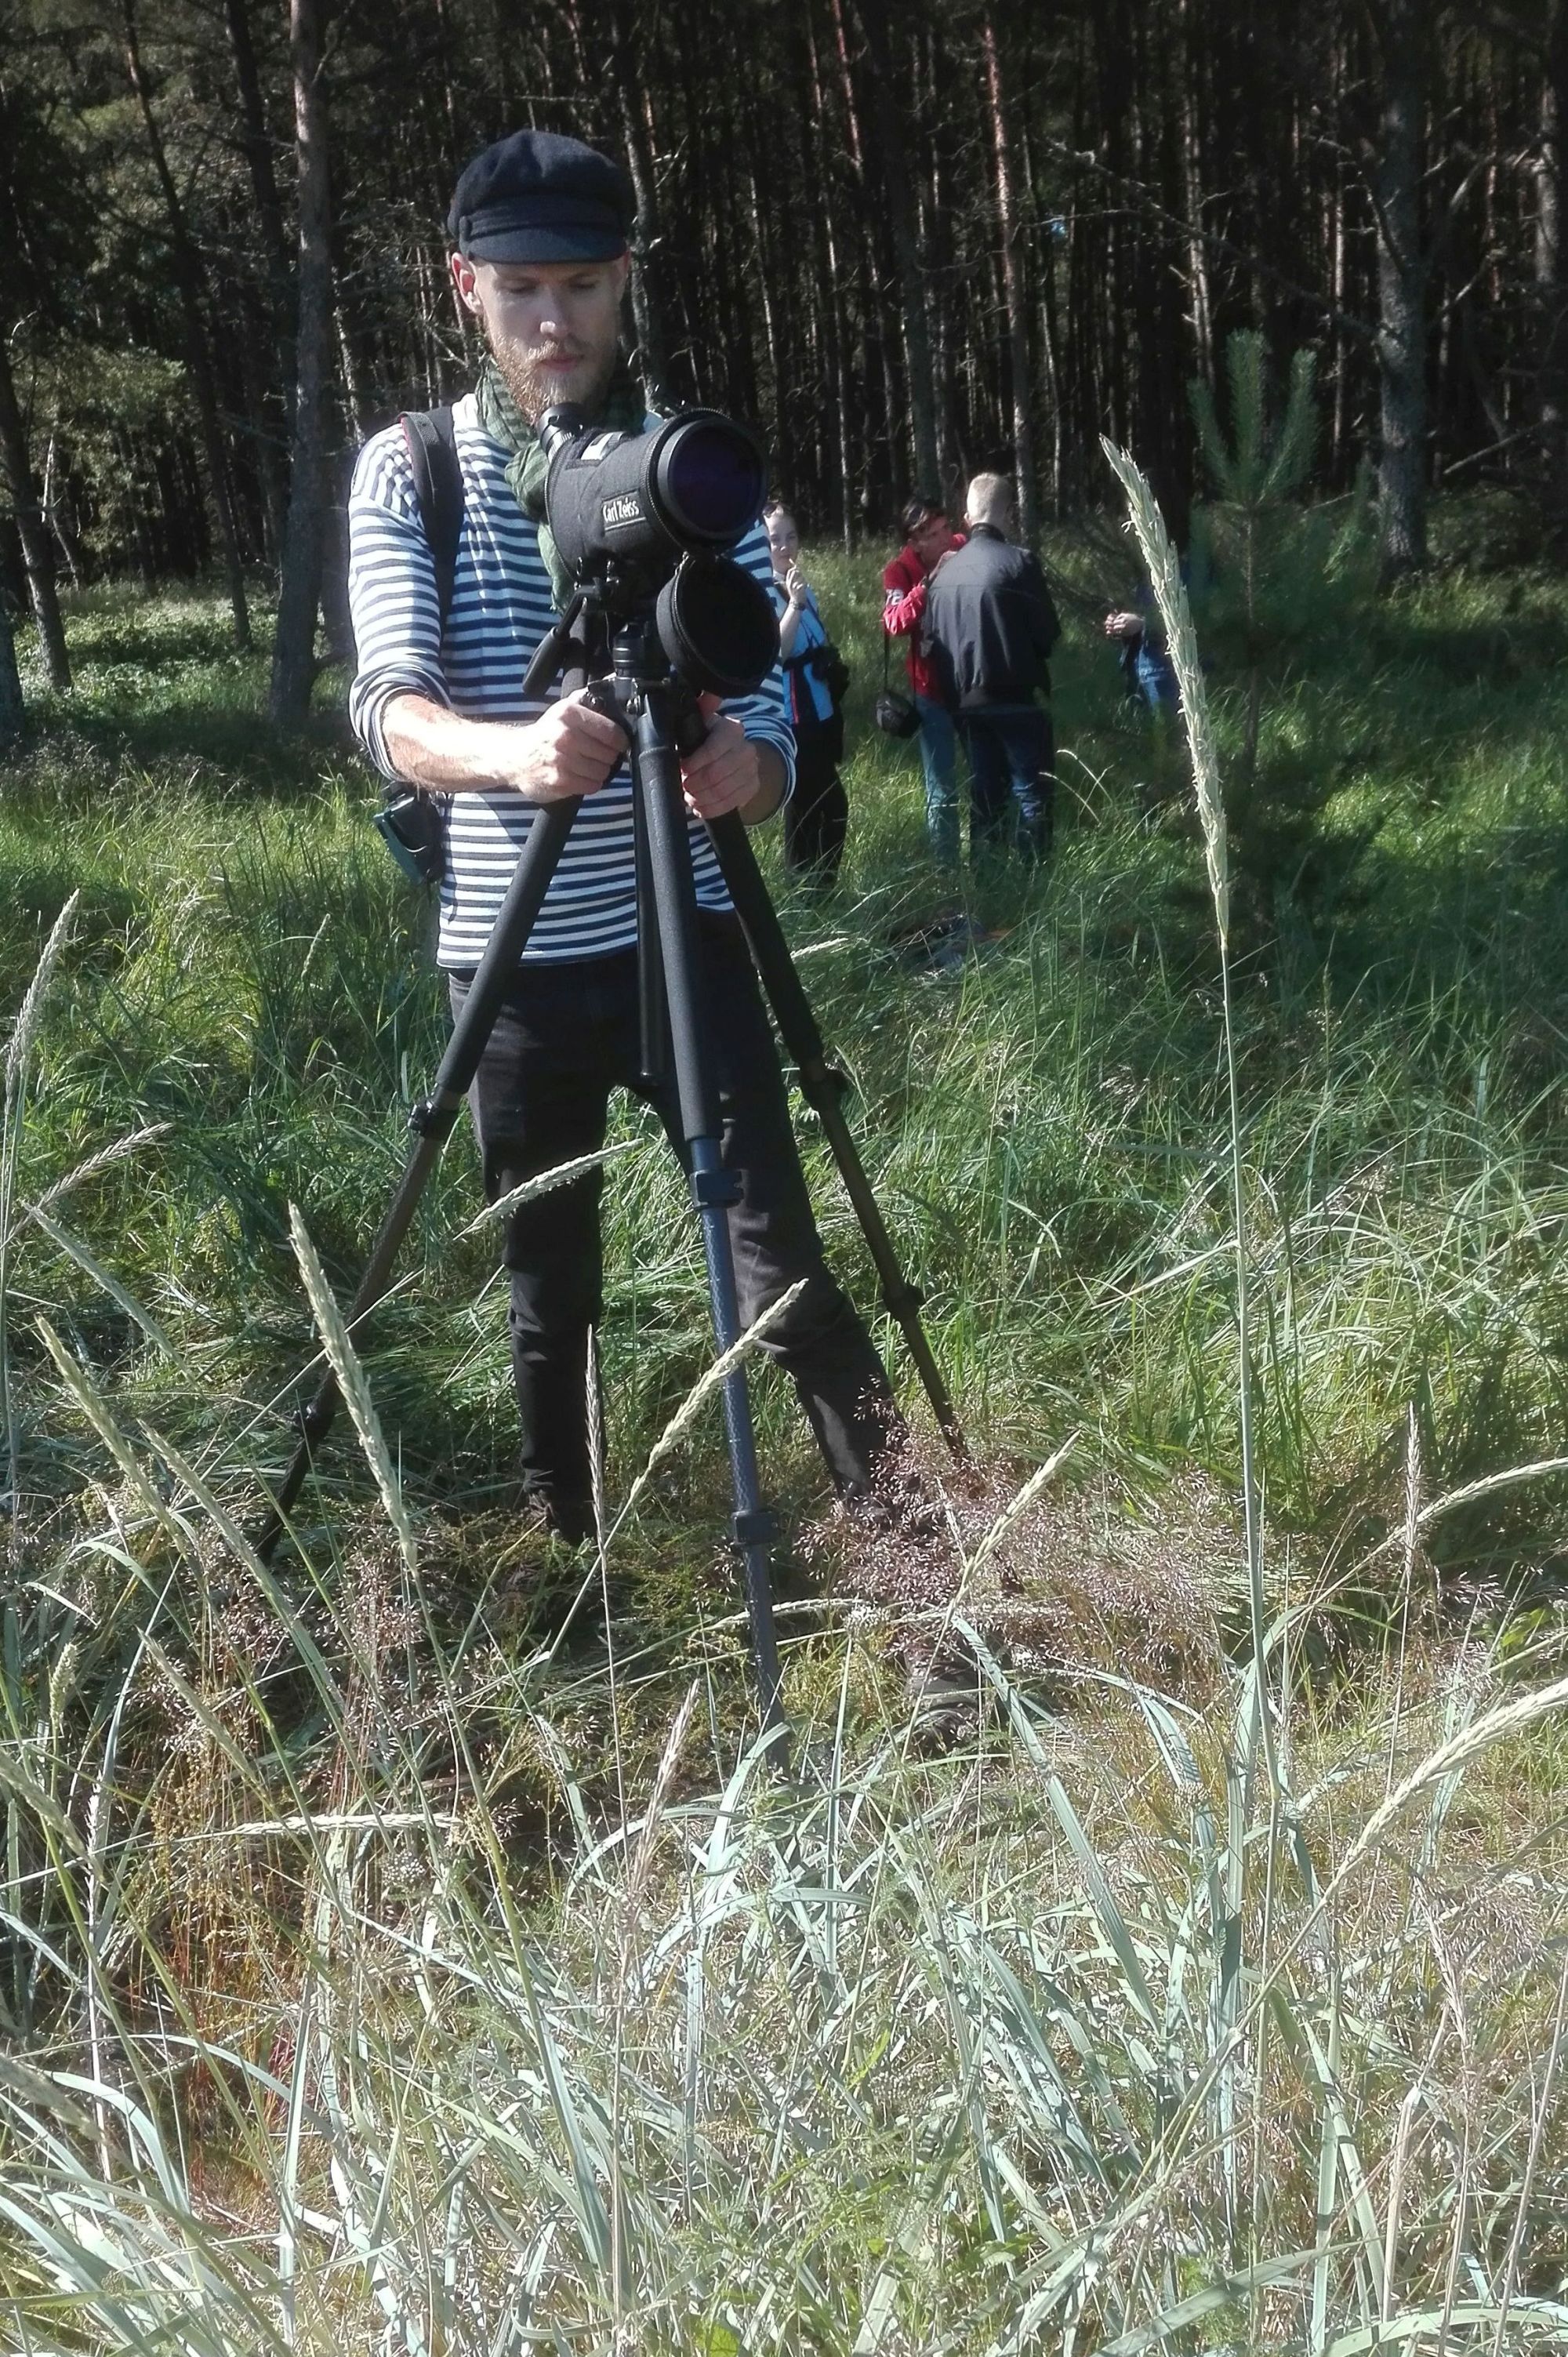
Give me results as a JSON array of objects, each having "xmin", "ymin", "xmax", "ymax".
[{"xmin": 347, "ymin": 392, "xmax": 795, "ymax": 968}]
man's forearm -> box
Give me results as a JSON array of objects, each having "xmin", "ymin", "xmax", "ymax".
[
  {"xmin": 380, "ymin": 694, "xmax": 535, "ymax": 794},
  {"xmin": 382, "ymin": 688, "xmax": 786, "ymax": 823}
]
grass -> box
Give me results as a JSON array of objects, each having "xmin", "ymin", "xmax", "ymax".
[{"xmin": 1, "ymin": 488, "xmax": 1566, "ymax": 2349}]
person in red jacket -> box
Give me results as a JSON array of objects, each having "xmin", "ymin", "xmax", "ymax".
[{"xmin": 882, "ymin": 496, "xmax": 966, "ymax": 865}]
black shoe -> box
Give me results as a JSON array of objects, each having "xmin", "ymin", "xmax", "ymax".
[{"xmin": 534, "ymin": 1492, "xmax": 597, "ymax": 1549}]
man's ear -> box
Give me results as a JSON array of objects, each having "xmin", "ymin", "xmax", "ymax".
[
  {"xmin": 612, "ymin": 251, "xmax": 632, "ymax": 300},
  {"xmin": 450, "ymin": 252, "xmax": 482, "ymax": 316}
]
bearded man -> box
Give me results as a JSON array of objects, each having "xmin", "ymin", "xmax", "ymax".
[{"xmin": 347, "ymin": 129, "xmax": 902, "ymax": 1548}]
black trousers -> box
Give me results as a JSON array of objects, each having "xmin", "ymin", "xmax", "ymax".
[
  {"xmin": 782, "ymin": 706, "xmax": 848, "ymax": 888},
  {"xmin": 451, "ymin": 913, "xmax": 898, "ymax": 1524}
]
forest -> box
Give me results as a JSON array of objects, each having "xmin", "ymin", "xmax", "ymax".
[
  {"xmin": 2, "ymin": 0, "xmax": 1567, "ymax": 725},
  {"xmin": 3, "ymin": 2, "xmax": 1568, "ymax": 2352}
]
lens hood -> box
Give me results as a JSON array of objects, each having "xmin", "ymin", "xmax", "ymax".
[{"xmin": 656, "ymin": 555, "xmax": 779, "ymax": 699}]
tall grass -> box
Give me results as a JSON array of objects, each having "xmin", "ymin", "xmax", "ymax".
[
  {"xmin": 0, "ymin": 1402, "xmax": 1564, "ymax": 2348},
  {"xmin": 2, "ymin": 525, "xmax": 1566, "ymax": 2348}
]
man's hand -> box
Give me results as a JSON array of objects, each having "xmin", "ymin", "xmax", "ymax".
[
  {"xmin": 508, "ymin": 688, "xmax": 626, "ymax": 802},
  {"xmin": 1104, "ymin": 609, "xmax": 1144, "ymax": 641},
  {"xmin": 680, "ymin": 695, "xmax": 778, "ymax": 823},
  {"xmin": 784, "ymin": 560, "xmax": 810, "ymax": 608}
]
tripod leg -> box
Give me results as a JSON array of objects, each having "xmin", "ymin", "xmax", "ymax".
[
  {"xmin": 256, "ymin": 795, "xmax": 581, "ymax": 1556},
  {"xmin": 631, "ymin": 772, "xmax": 667, "ymax": 1088},
  {"xmin": 703, "ymin": 811, "xmax": 967, "ymax": 1458},
  {"xmin": 633, "ymin": 714, "xmax": 788, "ymax": 1750}
]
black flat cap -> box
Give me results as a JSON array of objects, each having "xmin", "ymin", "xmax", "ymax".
[{"xmin": 447, "ymin": 130, "xmax": 632, "ymax": 263}]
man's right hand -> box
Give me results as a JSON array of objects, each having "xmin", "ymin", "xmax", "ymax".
[
  {"xmin": 379, "ymin": 687, "xmax": 628, "ymax": 801},
  {"xmin": 507, "ymin": 688, "xmax": 626, "ymax": 802}
]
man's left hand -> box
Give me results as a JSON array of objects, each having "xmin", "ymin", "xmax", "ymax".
[{"xmin": 680, "ymin": 695, "xmax": 772, "ymax": 822}]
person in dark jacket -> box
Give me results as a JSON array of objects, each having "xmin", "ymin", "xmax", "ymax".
[{"xmin": 924, "ymin": 473, "xmax": 1061, "ymax": 863}]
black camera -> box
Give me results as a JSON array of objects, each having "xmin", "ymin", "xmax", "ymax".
[{"xmin": 536, "ymin": 405, "xmax": 780, "ymax": 699}]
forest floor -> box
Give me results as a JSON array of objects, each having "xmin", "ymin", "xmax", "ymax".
[{"xmin": 2, "ymin": 495, "xmax": 1567, "ymax": 2352}]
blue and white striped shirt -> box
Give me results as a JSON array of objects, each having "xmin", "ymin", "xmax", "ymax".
[{"xmin": 347, "ymin": 392, "xmax": 795, "ymax": 968}]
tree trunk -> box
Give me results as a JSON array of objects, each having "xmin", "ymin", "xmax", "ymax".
[
  {"xmin": 0, "ymin": 593, "xmax": 25, "ymax": 750},
  {"xmin": 120, "ymin": 0, "xmax": 252, "ymax": 646},
  {"xmin": 850, "ymin": 0, "xmax": 941, "ymax": 499},
  {"xmin": 981, "ymin": 13, "xmax": 1036, "ymax": 540},
  {"xmin": 223, "ymin": 0, "xmax": 293, "ymax": 562},
  {"xmin": 0, "ymin": 336, "xmax": 70, "ymax": 690},
  {"xmin": 1539, "ymin": 0, "xmax": 1568, "ymax": 531},
  {"xmin": 1177, "ymin": 0, "xmax": 1213, "ymax": 383},
  {"xmin": 1370, "ymin": 0, "xmax": 1428, "ymax": 578},
  {"xmin": 270, "ymin": 0, "xmax": 335, "ymax": 726},
  {"xmin": 41, "ymin": 434, "xmax": 84, "ymax": 587},
  {"xmin": 614, "ymin": 53, "xmax": 672, "ymax": 407}
]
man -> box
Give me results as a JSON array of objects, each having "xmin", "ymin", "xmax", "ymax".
[
  {"xmin": 348, "ymin": 129, "xmax": 901, "ymax": 1545},
  {"xmin": 882, "ymin": 496, "xmax": 965, "ymax": 865},
  {"xmin": 924, "ymin": 474, "xmax": 1061, "ymax": 864}
]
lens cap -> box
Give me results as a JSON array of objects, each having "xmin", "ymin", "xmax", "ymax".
[{"xmin": 656, "ymin": 556, "xmax": 779, "ymax": 698}]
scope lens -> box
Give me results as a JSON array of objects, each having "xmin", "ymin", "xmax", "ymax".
[
  {"xmin": 656, "ymin": 555, "xmax": 779, "ymax": 697},
  {"xmin": 655, "ymin": 418, "xmax": 764, "ymax": 546}
]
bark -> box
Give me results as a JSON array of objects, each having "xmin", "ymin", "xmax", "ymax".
[
  {"xmin": 0, "ymin": 593, "xmax": 25, "ymax": 750},
  {"xmin": 223, "ymin": 0, "xmax": 292, "ymax": 556},
  {"xmin": 0, "ymin": 335, "xmax": 70, "ymax": 690},
  {"xmin": 1370, "ymin": 0, "xmax": 1428, "ymax": 578},
  {"xmin": 223, "ymin": 0, "xmax": 292, "ymax": 334},
  {"xmin": 269, "ymin": 0, "xmax": 335, "ymax": 726},
  {"xmin": 41, "ymin": 434, "xmax": 84, "ymax": 587},
  {"xmin": 981, "ymin": 11, "xmax": 1036, "ymax": 540},
  {"xmin": 1176, "ymin": 0, "xmax": 1212, "ymax": 381},
  {"xmin": 850, "ymin": 0, "xmax": 941, "ymax": 499},
  {"xmin": 120, "ymin": 0, "xmax": 253, "ymax": 645},
  {"xmin": 804, "ymin": 2, "xmax": 857, "ymax": 544},
  {"xmin": 1539, "ymin": 0, "xmax": 1568, "ymax": 526},
  {"xmin": 615, "ymin": 66, "xmax": 672, "ymax": 406}
]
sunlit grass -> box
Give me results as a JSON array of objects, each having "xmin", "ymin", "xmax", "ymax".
[{"xmin": 2, "ymin": 501, "xmax": 1568, "ymax": 2347}]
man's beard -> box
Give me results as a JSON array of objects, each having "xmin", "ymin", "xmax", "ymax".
[{"xmin": 488, "ymin": 328, "xmax": 616, "ymax": 426}]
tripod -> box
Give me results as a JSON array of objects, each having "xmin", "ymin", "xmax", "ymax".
[{"xmin": 258, "ymin": 605, "xmax": 964, "ymax": 1738}]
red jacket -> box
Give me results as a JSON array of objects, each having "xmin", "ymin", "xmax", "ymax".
[{"xmin": 882, "ymin": 534, "xmax": 966, "ymax": 699}]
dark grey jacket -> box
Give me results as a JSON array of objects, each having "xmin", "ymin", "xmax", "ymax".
[{"xmin": 924, "ymin": 523, "xmax": 1062, "ymax": 711}]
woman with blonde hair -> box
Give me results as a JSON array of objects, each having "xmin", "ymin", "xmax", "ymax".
[{"xmin": 764, "ymin": 503, "xmax": 849, "ymax": 890}]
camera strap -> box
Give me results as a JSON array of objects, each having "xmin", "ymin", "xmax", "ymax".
[{"xmin": 401, "ymin": 406, "xmax": 463, "ymax": 633}]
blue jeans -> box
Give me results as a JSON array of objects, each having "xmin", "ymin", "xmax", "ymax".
[
  {"xmin": 914, "ymin": 693, "xmax": 960, "ymax": 866},
  {"xmin": 1119, "ymin": 636, "xmax": 1178, "ymax": 713},
  {"xmin": 955, "ymin": 705, "xmax": 1054, "ymax": 863}
]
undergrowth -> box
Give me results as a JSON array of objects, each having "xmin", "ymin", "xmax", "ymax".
[{"xmin": 0, "ymin": 488, "xmax": 1566, "ymax": 2349}]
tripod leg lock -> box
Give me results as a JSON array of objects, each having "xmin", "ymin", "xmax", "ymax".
[
  {"xmin": 732, "ymin": 1506, "xmax": 777, "ymax": 1549},
  {"xmin": 690, "ymin": 1167, "xmax": 742, "ymax": 1209},
  {"xmin": 881, "ymin": 1279, "xmax": 927, "ymax": 1318},
  {"xmin": 798, "ymin": 1056, "xmax": 851, "ymax": 1102},
  {"xmin": 408, "ymin": 1095, "xmax": 459, "ymax": 1141}
]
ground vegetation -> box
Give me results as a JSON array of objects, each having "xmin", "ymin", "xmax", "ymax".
[{"xmin": 1, "ymin": 483, "xmax": 1566, "ymax": 2346}]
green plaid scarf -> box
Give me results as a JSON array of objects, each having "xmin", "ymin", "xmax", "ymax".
[{"xmin": 475, "ymin": 352, "xmax": 646, "ymax": 609}]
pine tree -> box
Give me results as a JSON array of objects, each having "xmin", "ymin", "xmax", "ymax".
[{"xmin": 1187, "ymin": 329, "xmax": 1376, "ymax": 935}]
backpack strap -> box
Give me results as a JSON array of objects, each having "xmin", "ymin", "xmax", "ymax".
[{"xmin": 400, "ymin": 405, "xmax": 463, "ymax": 633}]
